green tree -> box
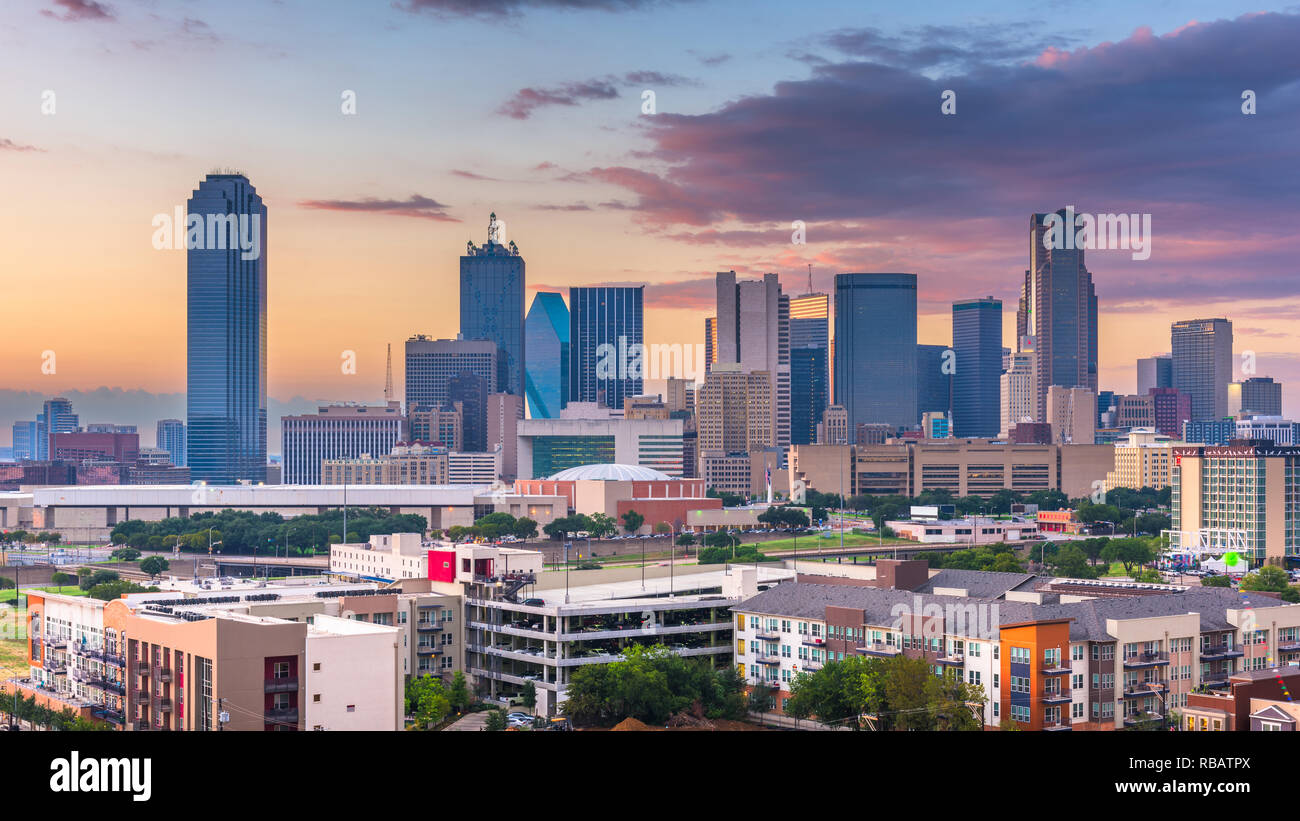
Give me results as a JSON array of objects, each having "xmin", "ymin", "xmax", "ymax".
[
  {"xmin": 620, "ymin": 509, "xmax": 645, "ymax": 534},
  {"xmin": 1051, "ymin": 545, "xmax": 1096, "ymax": 579},
  {"xmin": 1201, "ymin": 574, "xmax": 1232, "ymax": 588},
  {"xmin": 1100, "ymin": 537, "xmax": 1155, "ymax": 577},
  {"xmin": 484, "ymin": 708, "xmax": 508, "ymax": 731},
  {"xmin": 88, "ymin": 580, "xmax": 158, "ymax": 601},
  {"xmin": 79, "ymin": 569, "xmax": 120, "ymax": 591},
  {"xmin": 406, "ymin": 674, "xmax": 451, "ymax": 729},
  {"xmin": 139, "ymin": 556, "xmax": 170, "ymax": 577},
  {"xmin": 1240, "ymin": 566, "xmax": 1300, "ymax": 601},
  {"xmin": 513, "ymin": 517, "xmax": 538, "ymax": 540},
  {"xmin": 110, "ymin": 547, "xmax": 141, "ymax": 561},
  {"xmin": 585, "ymin": 513, "xmax": 617, "ymax": 539},
  {"xmin": 50, "ymin": 572, "xmax": 73, "ymax": 592},
  {"xmin": 675, "ymin": 533, "xmax": 696, "ymax": 546},
  {"xmin": 522, "ymin": 680, "xmax": 537, "ymax": 711}
]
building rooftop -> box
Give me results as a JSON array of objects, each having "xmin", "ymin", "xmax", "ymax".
[
  {"xmin": 914, "ymin": 569, "xmax": 1040, "ymax": 598},
  {"xmin": 546, "ymin": 463, "xmax": 673, "ymax": 482}
]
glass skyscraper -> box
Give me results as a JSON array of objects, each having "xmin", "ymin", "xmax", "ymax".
[
  {"xmin": 461, "ymin": 213, "xmax": 525, "ymax": 397},
  {"xmin": 156, "ymin": 419, "xmax": 186, "ymax": 467},
  {"xmin": 916, "ymin": 343, "xmax": 952, "ymax": 419},
  {"xmin": 186, "ymin": 173, "xmax": 267, "ymax": 484},
  {"xmin": 525, "ymin": 292, "xmax": 569, "ymax": 419},
  {"xmin": 952, "ymin": 297, "xmax": 1003, "ymax": 438},
  {"xmin": 569, "ymin": 285, "xmax": 644, "ymax": 411},
  {"xmin": 788, "ymin": 293, "xmax": 829, "ymax": 445},
  {"xmin": 1171, "ymin": 318, "xmax": 1233, "ymax": 421},
  {"xmin": 834, "ymin": 273, "xmax": 917, "ymax": 431}
]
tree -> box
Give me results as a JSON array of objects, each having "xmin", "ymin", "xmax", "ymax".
[
  {"xmin": 675, "ymin": 533, "xmax": 696, "ymax": 546},
  {"xmin": 747, "ymin": 682, "xmax": 775, "ymax": 715},
  {"xmin": 1050, "ymin": 545, "xmax": 1096, "ymax": 579},
  {"xmin": 620, "ymin": 509, "xmax": 645, "ymax": 534},
  {"xmin": 1240, "ymin": 566, "xmax": 1300, "ymax": 601},
  {"xmin": 88, "ymin": 580, "xmax": 158, "ymax": 601},
  {"xmin": 110, "ymin": 547, "xmax": 141, "ymax": 561},
  {"xmin": 447, "ymin": 671, "xmax": 471, "ymax": 713},
  {"xmin": 1100, "ymin": 537, "xmax": 1155, "ymax": 577},
  {"xmin": 653, "ymin": 522, "xmax": 672, "ymax": 536},
  {"xmin": 406, "ymin": 675, "xmax": 451, "ymax": 729},
  {"xmin": 139, "ymin": 556, "xmax": 170, "ymax": 577},
  {"xmin": 585, "ymin": 513, "xmax": 617, "ymax": 539},
  {"xmin": 484, "ymin": 708, "xmax": 508, "ymax": 731},
  {"xmin": 79, "ymin": 569, "xmax": 120, "ymax": 591},
  {"xmin": 513, "ymin": 518, "xmax": 538, "ymax": 540},
  {"xmin": 50, "ymin": 572, "xmax": 73, "ymax": 592},
  {"xmin": 1201, "ymin": 574, "xmax": 1232, "ymax": 588},
  {"xmin": 522, "ymin": 681, "xmax": 537, "ymax": 711}
]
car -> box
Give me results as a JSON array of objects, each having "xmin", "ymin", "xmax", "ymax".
[
  {"xmin": 506, "ymin": 711, "xmax": 533, "ymax": 722},
  {"xmin": 520, "ymin": 674, "xmax": 542, "ymax": 682},
  {"xmin": 521, "ymin": 598, "xmax": 545, "ymax": 607}
]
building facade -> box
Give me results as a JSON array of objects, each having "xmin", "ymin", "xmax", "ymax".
[
  {"xmin": 524, "ymin": 291, "xmax": 569, "ymax": 419},
  {"xmin": 952, "ymin": 297, "xmax": 1003, "ymax": 438},
  {"xmin": 835, "ymin": 273, "xmax": 917, "ymax": 431},
  {"xmin": 569, "ymin": 285, "xmax": 644, "ymax": 411},
  {"xmin": 460, "ymin": 213, "xmax": 525, "ymax": 397},
  {"xmin": 1171, "ymin": 318, "xmax": 1233, "ymax": 421},
  {"xmin": 281, "ymin": 402, "xmax": 406, "ymax": 485}
]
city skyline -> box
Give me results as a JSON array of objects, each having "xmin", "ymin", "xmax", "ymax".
[{"xmin": 4, "ymin": 2, "xmax": 1300, "ymax": 445}]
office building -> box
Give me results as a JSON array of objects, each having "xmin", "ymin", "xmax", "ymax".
[
  {"xmin": 1235, "ymin": 416, "xmax": 1298, "ymax": 446},
  {"xmin": 1137, "ymin": 355, "xmax": 1173, "ymax": 395},
  {"xmin": 460, "ymin": 213, "xmax": 525, "ymax": 397},
  {"xmin": 448, "ymin": 372, "xmax": 489, "ymax": 453},
  {"xmin": 1182, "ymin": 419, "xmax": 1238, "ymax": 446},
  {"xmin": 404, "ymin": 336, "xmax": 498, "ymax": 412},
  {"xmin": 664, "ymin": 377, "xmax": 694, "ymax": 414},
  {"xmin": 52, "ymin": 431, "xmax": 140, "ymax": 463},
  {"xmin": 156, "ymin": 419, "xmax": 185, "ymax": 467},
  {"xmin": 1171, "ymin": 318, "xmax": 1233, "ymax": 421},
  {"xmin": 1047, "ymin": 386, "xmax": 1097, "ymax": 445},
  {"xmin": 281, "ymin": 402, "xmax": 406, "ymax": 485},
  {"xmin": 696, "ymin": 365, "xmax": 774, "ymax": 459},
  {"xmin": 836, "ymin": 274, "xmax": 917, "ymax": 431},
  {"xmin": 488, "ymin": 392, "xmax": 524, "ymax": 480},
  {"xmin": 917, "ymin": 343, "xmax": 953, "ymax": 420},
  {"xmin": 524, "ymin": 292, "xmax": 569, "ymax": 419},
  {"xmin": 1000, "ymin": 351, "xmax": 1035, "ymax": 438},
  {"xmin": 516, "ymin": 413, "xmax": 684, "ymax": 479},
  {"xmin": 186, "ymin": 174, "xmax": 268, "ymax": 484},
  {"xmin": 704, "ymin": 316, "xmax": 717, "ymax": 376},
  {"xmin": 447, "ymin": 449, "xmax": 503, "ymax": 484},
  {"xmin": 322, "ymin": 442, "xmax": 450, "ymax": 485},
  {"xmin": 410, "ymin": 404, "xmax": 462, "ymax": 451},
  {"xmin": 789, "ymin": 292, "xmax": 830, "ymax": 446},
  {"xmin": 11, "ymin": 421, "xmax": 41, "ymax": 461},
  {"xmin": 1017, "ymin": 210, "xmax": 1099, "ymax": 420},
  {"xmin": 1172, "ymin": 441, "xmax": 1300, "ymax": 565},
  {"xmin": 1103, "ymin": 428, "xmax": 1179, "ymax": 491},
  {"xmin": 1229, "ymin": 377, "xmax": 1282, "ymax": 417},
  {"xmin": 713, "ymin": 271, "xmax": 790, "ymax": 446},
  {"xmin": 952, "ymin": 297, "xmax": 1003, "ymax": 438},
  {"xmin": 569, "ymin": 285, "xmax": 644, "ymax": 411},
  {"xmin": 1149, "ymin": 387, "xmax": 1192, "ymax": 439},
  {"xmin": 818, "ymin": 405, "xmax": 848, "ymax": 445}
]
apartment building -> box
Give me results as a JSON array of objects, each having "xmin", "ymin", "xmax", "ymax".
[
  {"xmin": 731, "ymin": 570, "xmax": 1300, "ymax": 730},
  {"xmin": 330, "ymin": 532, "xmax": 432, "ymax": 582},
  {"xmin": 1103, "ymin": 428, "xmax": 1179, "ymax": 491},
  {"xmin": 322, "ymin": 442, "xmax": 450, "ymax": 485}
]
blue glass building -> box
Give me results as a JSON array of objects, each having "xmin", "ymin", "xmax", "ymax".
[
  {"xmin": 834, "ymin": 273, "xmax": 917, "ymax": 431},
  {"xmin": 569, "ymin": 285, "xmax": 643, "ymax": 411},
  {"xmin": 525, "ymin": 292, "xmax": 569, "ymax": 419},
  {"xmin": 952, "ymin": 297, "xmax": 1003, "ymax": 438},
  {"xmin": 916, "ymin": 344, "xmax": 952, "ymax": 420},
  {"xmin": 461, "ymin": 213, "xmax": 525, "ymax": 397},
  {"xmin": 789, "ymin": 293, "xmax": 829, "ymax": 445},
  {"xmin": 186, "ymin": 173, "xmax": 267, "ymax": 483},
  {"xmin": 156, "ymin": 419, "xmax": 186, "ymax": 467}
]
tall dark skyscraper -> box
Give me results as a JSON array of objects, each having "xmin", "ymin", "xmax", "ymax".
[
  {"xmin": 916, "ymin": 344, "xmax": 952, "ymax": 419},
  {"xmin": 569, "ymin": 285, "xmax": 644, "ymax": 411},
  {"xmin": 1171, "ymin": 318, "xmax": 1233, "ymax": 421},
  {"xmin": 525, "ymin": 292, "xmax": 570, "ymax": 419},
  {"xmin": 834, "ymin": 273, "xmax": 917, "ymax": 431},
  {"xmin": 789, "ymin": 293, "xmax": 829, "ymax": 445},
  {"xmin": 186, "ymin": 173, "xmax": 267, "ymax": 483},
  {"xmin": 461, "ymin": 213, "xmax": 525, "ymax": 397},
  {"xmin": 952, "ymin": 297, "xmax": 1003, "ymax": 438},
  {"xmin": 1017, "ymin": 209, "xmax": 1098, "ymax": 421},
  {"xmin": 449, "ymin": 371, "xmax": 489, "ymax": 452},
  {"xmin": 404, "ymin": 336, "xmax": 498, "ymax": 412}
]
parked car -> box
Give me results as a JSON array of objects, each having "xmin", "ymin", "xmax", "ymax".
[{"xmin": 521, "ymin": 598, "xmax": 545, "ymax": 606}]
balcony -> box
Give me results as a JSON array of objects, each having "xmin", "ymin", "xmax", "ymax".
[
  {"xmin": 756, "ymin": 654, "xmax": 781, "ymax": 666},
  {"xmin": 158, "ymin": 698, "xmax": 173, "ymax": 712},
  {"xmin": 937, "ymin": 654, "xmax": 965, "ymax": 666},
  {"xmin": 265, "ymin": 707, "xmax": 299, "ymax": 724},
  {"xmin": 1201, "ymin": 670, "xmax": 1234, "ymax": 687},
  {"xmin": 156, "ymin": 668, "xmax": 172, "ymax": 683},
  {"xmin": 1041, "ymin": 659, "xmax": 1071, "ymax": 675},
  {"xmin": 754, "ymin": 628, "xmax": 781, "ymax": 641},
  {"xmin": 800, "ymin": 660, "xmax": 823, "ymax": 673},
  {"xmin": 1040, "ymin": 689, "xmax": 1071, "ymax": 705},
  {"xmin": 416, "ymin": 645, "xmax": 442, "ymax": 655},
  {"xmin": 265, "ymin": 677, "xmax": 299, "ymax": 693},
  {"xmin": 1042, "ymin": 719, "xmax": 1073, "ymax": 732},
  {"xmin": 857, "ymin": 642, "xmax": 901, "ymax": 657},
  {"xmin": 135, "ymin": 666, "xmax": 149, "ymax": 679},
  {"xmin": 1278, "ymin": 640, "xmax": 1300, "ymax": 653},
  {"xmin": 1200, "ymin": 646, "xmax": 1243, "ymax": 661},
  {"xmin": 95, "ymin": 678, "xmax": 126, "ymax": 696},
  {"xmin": 134, "ymin": 689, "xmax": 149, "ymax": 701},
  {"xmin": 801, "ymin": 636, "xmax": 825, "ymax": 648},
  {"xmin": 1123, "ymin": 710, "xmax": 1165, "ymax": 727},
  {"xmin": 1122, "ymin": 680, "xmax": 1167, "ymax": 699},
  {"xmin": 1122, "ymin": 651, "xmax": 1170, "ymax": 668},
  {"xmin": 416, "ymin": 622, "xmax": 442, "ymax": 633}
]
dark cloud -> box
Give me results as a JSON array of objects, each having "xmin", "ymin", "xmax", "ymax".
[
  {"xmin": 450, "ymin": 169, "xmax": 501, "ymax": 181},
  {"xmin": 0, "ymin": 138, "xmax": 42, "ymax": 152},
  {"xmin": 585, "ymin": 13, "xmax": 1300, "ymax": 304},
  {"xmin": 297, "ymin": 194, "xmax": 459, "ymax": 222},
  {"xmin": 499, "ymin": 71, "xmax": 694, "ymax": 119},
  {"xmin": 40, "ymin": 0, "xmax": 114, "ymax": 22},
  {"xmin": 533, "ymin": 203, "xmax": 593, "ymax": 211}
]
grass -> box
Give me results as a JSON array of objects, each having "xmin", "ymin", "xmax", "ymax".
[
  {"xmin": 0, "ymin": 605, "xmax": 26, "ymax": 681},
  {"xmin": 0, "ymin": 586, "xmax": 89, "ymax": 603},
  {"xmin": 755, "ymin": 532, "xmax": 918, "ymax": 553}
]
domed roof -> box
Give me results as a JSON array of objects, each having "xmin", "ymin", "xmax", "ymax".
[{"xmin": 546, "ymin": 463, "xmax": 673, "ymax": 482}]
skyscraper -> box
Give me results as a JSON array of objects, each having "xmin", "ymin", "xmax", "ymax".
[
  {"xmin": 714, "ymin": 271, "xmax": 790, "ymax": 446},
  {"xmin": 404, "ymin": 336, "xmax": 498, "ymax": 411},
  {"xmin": 1136, "ymin": 355, "xmax": 1173, "ymax": 395},
  {"xmin": 37, "ymin": 397, "xmax": 79, "ymax": 460},
  {"xmin": 449, "ymin": 371, "xmax": 489, "ymax": 452},
  {"xmin": 916, "ymin": 344, "xmax": 952, "ymax": 419},
  {"xmin": 1017, "ymin": 209, "xmax": 1098, "ymax": 420},
  {"xmin": 569, "ymin": 285, "xmax": 644, "ymax": 411},
  {"xmin": 788, "ymin": 292, "xmax": 829, "ymax": 445},
  {"xmin": 281, "ymin": 403, "xmax": 405, "ymax": 485},
  {"xmin": 1229, "ymin": 376, "xmax": 1282, "ymax": 417},
  {"xmin": 952, "ymin": 297, "xmax": 1003, "ymax": 438},
  {"xmin": 461, "ymin": 213, "xmax": 525, "ymax": 397},
  {"xmin": 186, "ymin": 173, "xmax": 267, "ymax": 484},
  {"xmin": 1000, "ymin": 351, "xmax": 1035, "ymax": 437},
  {"xmin": 524, "ymin": 292, "xmax": 569, "ymax": 419},
  {"xmin": 11, "ymin": 421, "xmax": 40, "ymax": 461},
  {"xmin": 156, "ymin": 419, "xmax": 186, "ymax": 467},
  {"xmin": 1171, "ymin": 318, "xmax": 1233, "ymax": 421},
  {"xmin": 834, "ymin": 273, "xmax": 917, "ymax": 431}
]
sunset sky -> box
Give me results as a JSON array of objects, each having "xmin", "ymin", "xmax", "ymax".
[{"xmin": 3, "ymin": 0, "xmax": 1299, "ymax": 449}]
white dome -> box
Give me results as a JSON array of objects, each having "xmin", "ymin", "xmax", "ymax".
[{"xmin": 546, "ymin": 463, "xmax": 673, "ymax": 482}]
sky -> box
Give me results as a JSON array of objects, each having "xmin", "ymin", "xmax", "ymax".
[{"xmin": 2, "ymin": 0, "xmax": 1299, "ymax": 449}]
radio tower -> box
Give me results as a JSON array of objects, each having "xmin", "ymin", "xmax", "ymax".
[
  {"xmin": 383, "ymin": 343, "xmax": 394, "ymax": 403},
  {"xmin": 806, "ymin": 263, "xmax": 814, "ymax": 295}
]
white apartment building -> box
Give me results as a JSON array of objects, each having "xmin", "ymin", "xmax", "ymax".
[
  {"xmin": 330, "ymin": 532, "xmax": 432, "ymax": 582},
  {"xmin": 304, "ymin": 614, "xmax": 403, "ymax": 731}
]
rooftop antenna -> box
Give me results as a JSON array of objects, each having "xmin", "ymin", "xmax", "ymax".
[
  {"xmin": 807, "ymin": 263, "xmax": 813, "ymax": 295},
  {"xmin": 383, "ymin": 343, "xmax": 394, "ymax": 403}
]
